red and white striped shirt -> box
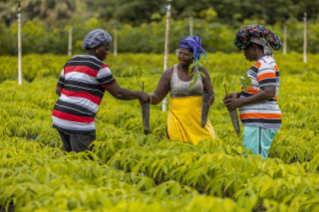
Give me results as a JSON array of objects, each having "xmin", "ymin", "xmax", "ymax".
[{"xmin": 52, "ymin": 55, "xmax": 115, "ymax": 134}]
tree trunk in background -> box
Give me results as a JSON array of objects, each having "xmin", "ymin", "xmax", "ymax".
[
  {"xmin": 283, "ymin": 26, "xmax": 287, "ymax": 54},
  {"xmin": 189, "ymin": 16, "xmax": 193, "ymax": 37},
  {"xmin": 68, "ymin": 28, "xmax": 72, "ymax": 56},
  {"xmin": 114, "ymin": 26, "xmax": 118, "ymax": 57},
  {"xmin": 18, "ymin": 2, "xmax": 22, "ymax": 85},
  {"xmin": 261, "ymin": 0, "xmax": 267, "ymax": 24},
  {"xmin": 303, "ymin": 13, "xmax": 307, "ymax": 64},
  {"xmin": 162, "ymin": 0, "xmax": 172, "ymax": 112}
]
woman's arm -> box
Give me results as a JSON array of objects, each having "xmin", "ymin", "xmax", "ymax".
[
  {"xmin": 224, "ymin": 86, "xmax": 276, "ymax": 111},
  {"xmin": 149, "ymin": 68, "xmax": 173, "ymax": 105},
  {"xmin": 199, "ymin": 67, "xmax": 214, "ymax": 106}
]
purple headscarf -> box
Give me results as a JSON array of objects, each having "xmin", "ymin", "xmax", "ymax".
[{"xmin": 179, "ymin": 36, "xmax": 207, "ymax": 62}]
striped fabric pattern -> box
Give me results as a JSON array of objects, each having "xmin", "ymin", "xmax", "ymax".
[
  {"xmin": 52, "ymin": 55, "xmax": 116, "ymax": 134},
  {"xmin": 239, "ymin": 56, "xmax": 281, "ymax": 129}
]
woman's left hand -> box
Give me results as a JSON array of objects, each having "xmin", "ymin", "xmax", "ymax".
[
  {"xmin": 208, "ymin": 94, "xmax": 215, "ymax": 106},
  {"xmin": 224, "ymin": 98, "xmax": 244, "ymax": 111}
]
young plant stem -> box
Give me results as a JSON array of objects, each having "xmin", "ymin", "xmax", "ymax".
[
  {"xmin": 142, "ymin": 81, "xmax": 144, "ymax": 92},
  {"xmin": 224, "ymin": 83, "xmax": 228, "ymax": 97},
  {"xmin": 211, "ymin": 77, "xmax": 216, "ymax": 94}
]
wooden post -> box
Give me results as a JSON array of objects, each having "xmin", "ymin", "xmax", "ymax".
[
  {"xmin": 114, "ymin": 26, "xmax": 118, "ymax": 56},
  {"xmin": 189, "ymin": 16, "xmax": 193, "ymax": 36},
  {"xmin": 68, "ymin": 28, "xmax": 72, "ymax": 56},
  {"xmin": 283, "ymin": 25, "xmax": 287, "ymax": 54},
  {"xmin": 303, "ymin": 12, "xmax": 307, "ymax": 63},
  {"xmin": 162, "ymin": 0, "xmax": 172, "ymax": 112},
  {"xmin": 17, "ymin": 2, "xmax": 22, "ymax": 85}
]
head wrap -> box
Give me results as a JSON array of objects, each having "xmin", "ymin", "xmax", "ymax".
[
  {"xmin": 82, "ymin": 29, "xmax": 112, "ymax": 50},
  {"xmin": 234, "ymin": 25, "xmax": 282, "ymax": 56},
  {"xmin": 179, "ymin": 36, "xmax": 207, "ymax": 62}
]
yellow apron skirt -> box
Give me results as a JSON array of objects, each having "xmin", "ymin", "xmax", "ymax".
[{"xmin": 167, "ymin": 96, "xmax": 215, "ymax": 145}]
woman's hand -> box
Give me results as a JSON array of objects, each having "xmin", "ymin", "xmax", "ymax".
[
  {"xmin": 223, "ymin": 93, "xmax": 240, "ymax": 101},
  {"xmin": 223, "ymin": 92, "xmax": 241, "ymax": 111},
  {"xmin": 224, "ymin": 98, "xmax": 244, "ymax": 111},
  {"xmin": 138, "ymin": 92, "xmax": 150, "ymax": 104},
  {"xmin": 208, "ymin": 93, "xmax": 215, "ymax": 106}
]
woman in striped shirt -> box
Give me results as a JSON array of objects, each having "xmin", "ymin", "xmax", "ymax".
[
  {"xmin": 223, "ymin": 25, "xmax": 282, "ymax": 159},
  {"xmin": 53, "ymin": 29, "xmax": 150, "ymax": 153}
]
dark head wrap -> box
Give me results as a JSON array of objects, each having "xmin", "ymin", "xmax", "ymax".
[
  {"xmin": 82, "ymin": 29, "xmax": 112, "ymax": 50},
  {"xmin": 234, "ymin": 25, "xmax": 282, "ymax": 55},
  {"xmin": 179, "ymin": 36, "xmax": 207, "ymax": 62}
]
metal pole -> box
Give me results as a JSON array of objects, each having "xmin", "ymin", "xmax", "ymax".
[
  {"xmin": 189, "ymin": 16, "xmax": 193, "ymax": 36},
  {"xmin": 303, "ymin": 13, "xmax": 307, "ymax": 63},
  {"xmin": 17, "ymin": 2, "xmax": 22, "ymax": 85},
  {"xmin": 283, "ymin": 25, "xmax": 287, "ymax": 54},
  {"xmin": 114, "ymin": 26, "xmax": 118, "ymax": 56},
  {"xmin": 162, "ymin": 0, "xmax": 172, "ymax": 112},
  {"xmin": 68, "ymin": 28, "xmax": 72, "ymax": 56}
]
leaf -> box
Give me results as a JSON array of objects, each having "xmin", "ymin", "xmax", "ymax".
[
  {"xmin": 189, "ymin": 72, "xmax": 198, "ymax": 89},
  {"xmin": 129, "ymin": 66, "xmax": 133, "ymax": 75},
  {"xmin": 297, "ymin": 149, "xmax": 304, "ymax": 163},
  {"xmin": 225, "ymin": 72, "xmax": 231, "ymax": 84},
  {"xmin": 240, "ymin": 78, "xmax": 247, "ymax": 91},
  {"xmin": 226, "ymin": 145, "xmax": 232, "ymax": 154},
  {"xmin": 236, "ymin": 146, "xmax": 243, "ymax": 154},
  {"xmin": 216, "ymin": 65, "xmax": 221, "ymax": 72},
  {"xmin": 199, "ymin": 71, "xmax": 206, "ymax": 78},
  {"xmin": 188, "ymin": 63, "xmax": 197, "ymax": 75},
  {"xmin": 215, "ymin": 74, "xmax": 224, "ymax": 87},
  {"xmin": 243, "ymin": 73, "xmax": 252, "ymax": 86},
  {"xmin": 229, "ymin": 78, "xmax": 238, "ymax": 94}
]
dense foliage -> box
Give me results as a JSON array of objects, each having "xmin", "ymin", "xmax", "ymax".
[
  {"xmin": 1, "ymin": 53, "xmax": 319, "ymax": 211},
  {"xmin": 1, "ymin": 52, "xmax": 319, "ymax": 83},
  {"xmin": 1, "ymin": 0, "xmax": 319, "ymax": 26},
  {"xmin": 1, "ymin": 16, "xmax": 319, "ymax": 56}
]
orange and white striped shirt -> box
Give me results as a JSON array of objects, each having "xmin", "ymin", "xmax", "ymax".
[{"xmin": 239, "ymin": 56, "xmax": 281, "ymax": 129}]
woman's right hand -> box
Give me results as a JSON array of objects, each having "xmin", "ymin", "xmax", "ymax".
[
  {"xmin": 223, "ymin": 93, "xmax": 240, "ymax": 101},
  {"xmin": 138, "ymin": 92, "xmax": 150, "ymax": 104}
]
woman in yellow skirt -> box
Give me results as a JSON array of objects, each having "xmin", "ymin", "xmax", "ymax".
[{"xmin": 149, "ymin": 36, "xmax": 215, "ymax": 145}]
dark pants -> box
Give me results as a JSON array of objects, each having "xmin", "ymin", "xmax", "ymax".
[{"xmin": 58, "ymin": 130, "xmax": 96, "ymax": 152}]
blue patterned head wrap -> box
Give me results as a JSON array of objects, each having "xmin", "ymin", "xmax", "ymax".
[
  {"xmin": 82, "ymin": 29, "xmax": 112, "ymax": 50},
  {"xmin": 179, "ymin": 36, "xmax": 207, "ymax": 62}
]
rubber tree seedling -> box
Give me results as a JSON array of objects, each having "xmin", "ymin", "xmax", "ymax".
[
  {"xmin": 214, "ymin": 65, "xmax": 252, "ymax": 135},
  {"xmin": 121, "ymin": 66, "xmax": 151, "ymax": 134},
  {"xmin": 187, "ymin": 60, "xmax": 216, "ymax": 128}
]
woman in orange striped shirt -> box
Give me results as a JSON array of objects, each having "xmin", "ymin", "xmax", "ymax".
[{"xmin": 223, "ymin": 25, "xmax": 282, "ymax": 159}]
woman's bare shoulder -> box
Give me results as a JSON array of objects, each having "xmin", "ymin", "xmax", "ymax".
[{"xmin": 162, "ymin": 66, "xmax": 175, "ymax": 79}]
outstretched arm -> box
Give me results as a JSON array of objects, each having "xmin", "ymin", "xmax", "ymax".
[
  {"xmin": 104, "ymin": 81, "xmax": 149, "ymax": 103},
  {"xmin": 149, "ymin": 68, "xmax": 173, "ymax": 105}
]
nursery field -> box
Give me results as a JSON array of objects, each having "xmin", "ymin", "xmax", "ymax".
[{"xmin": 1, "ymin": 53, "xmax": 319, "ymax": 212}]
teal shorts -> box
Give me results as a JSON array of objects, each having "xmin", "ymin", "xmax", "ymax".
[{"xmin": 243, "ymin": 125, "xmax": 278, "ymax": 159}]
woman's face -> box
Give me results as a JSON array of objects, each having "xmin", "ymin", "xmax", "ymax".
[
  {"xmin": 177, "ymin": 47, "xmax": 193, "ymax": 66},
  {"xmin": 96, "ymin": 43, "xmax": 111, "ymax": 61},
  {"xmin": 243, "ymin": 44, "xmax": 257, "ymax": 62}
]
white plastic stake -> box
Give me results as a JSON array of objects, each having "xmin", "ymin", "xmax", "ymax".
[
  {"xmin": 283, "ymin": 25, "xmax": 287, "ymax": 54},
  {"xmin": 68, "ymin": 28, "xmax": 72, "ymax": 56},
  {"xmin": 162, "ymin": 0, "xmax": 172, "ymax": 112},
  {"xmin": 189, "ymin": 16, "xmax": 193, "ymax": 36},
  {"xmin": 114, "ymin": 26, "xmax": 118, "ymax": 56},
  {"xmin": 303, "ymin": 12, "xmax": 307, "ymax": 63},
  {"xmin": 18, "ymin": 2, "xmax": 22, "ymax": 85}
]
